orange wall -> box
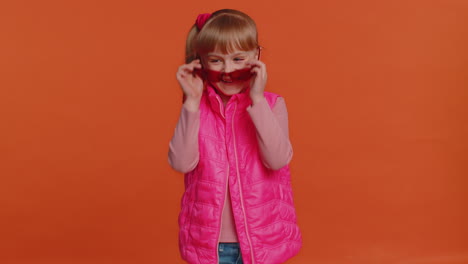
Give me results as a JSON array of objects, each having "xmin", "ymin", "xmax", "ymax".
[{"xmin": 1, "ymin": 0, "xmax": 467, "ymax": 263}]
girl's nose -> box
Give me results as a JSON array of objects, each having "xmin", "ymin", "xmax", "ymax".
[{"xmin": 223, "ymin": 61, "xmax": 235, "ymax": 73}]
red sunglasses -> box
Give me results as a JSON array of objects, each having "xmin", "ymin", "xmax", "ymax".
[{"xmin": 194, "ymin": 46, "xmax": 263, "ymax": 83}]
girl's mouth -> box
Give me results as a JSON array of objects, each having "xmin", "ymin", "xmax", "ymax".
[{"xmin": 221, "ymin": 76, "xmax": 233, "ymax": 83}]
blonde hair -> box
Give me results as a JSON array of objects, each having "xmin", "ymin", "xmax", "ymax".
[{"xmin": 185, "ymin": 9, "xmax": 259, "ymax": 63}]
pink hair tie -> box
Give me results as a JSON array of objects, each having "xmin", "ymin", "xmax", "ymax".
[{"xmin": 196, "ymin": 13, "xmax": 212, "ymax": 30}]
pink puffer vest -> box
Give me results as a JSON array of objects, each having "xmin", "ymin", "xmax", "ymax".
[{"xmin": 178, "ymin": 85, "xmax": 302, "ymax": 264}]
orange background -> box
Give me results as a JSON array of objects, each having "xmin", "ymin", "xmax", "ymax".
[{"xmin": 1, "ymin": 0, "xmax": 467, "ymax": 263}]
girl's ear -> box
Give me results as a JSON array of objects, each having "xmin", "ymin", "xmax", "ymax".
[
  {"xmin": 256, "ymin": 46, "xmax": 262, "ymax": 60},
  {"xmin": 197, "ymin": 55, "xmax": 205, "ymax": 69}
]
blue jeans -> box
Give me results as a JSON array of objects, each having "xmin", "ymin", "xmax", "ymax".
[{"xmin": 218, "ymin": 243, "xmax": 243, "ymax": 264}]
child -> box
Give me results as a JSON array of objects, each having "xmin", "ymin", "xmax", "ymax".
[{"xmin": 169, "ymin": 9, "xmax": 302, "ymax": 264}]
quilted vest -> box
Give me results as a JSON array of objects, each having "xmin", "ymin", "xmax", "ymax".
[{"xmin": 178, "ymin": 85, "xmax": 302, "ymax": 264}]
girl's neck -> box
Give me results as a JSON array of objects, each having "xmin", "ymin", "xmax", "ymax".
[
  {"xmin": 210, "ymin": 84, "xmax": 250, "ymax": 106},
  {"xmin": 210, "ymin": 84, "xmax": 232, "ymax": 106},
  {"xmin": 219, "ymin": 93, "xmax": 230, "ymax": 106}
]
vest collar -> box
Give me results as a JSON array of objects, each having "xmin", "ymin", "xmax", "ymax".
[{"xmin": 206, "ymin": 84, "xmax": 252, "ymax": 115}]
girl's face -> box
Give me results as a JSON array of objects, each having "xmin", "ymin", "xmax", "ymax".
[{"xmin": 202, "ymin": 48, "xmax": 258, "ymax": 97}]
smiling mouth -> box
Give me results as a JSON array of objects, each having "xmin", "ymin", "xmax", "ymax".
[{"xmin": 221, "ymin": 79, "xmax": 233, "ymax": 83}]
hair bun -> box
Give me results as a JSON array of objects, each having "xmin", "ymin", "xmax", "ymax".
[{"xmin": 196, "ymin": 13, "xmax": 212, "ymax": 30}]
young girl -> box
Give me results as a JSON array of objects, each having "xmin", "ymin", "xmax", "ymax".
[{"xmin": 169, "ymin": 9, "xmax": 302, "ymax": 264}]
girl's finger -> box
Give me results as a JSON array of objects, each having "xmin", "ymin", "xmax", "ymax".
[
  {"xmin": 250, "ymin": 65, "xmax": 265, "ymax": 76},
  {"xmin": 190, "ymin": 59, "xmax": 202, "ymax": 68},
  {"xmin": 250, "ymin": 67, "xmax": 261, "ymax": 75},
  {"xmin": 247, "ymin": 59, "xmax": 264, "ymax": 67},
  {"xmin": 179, "ymin": 60, "xmax": 201, "ymax": 73}
]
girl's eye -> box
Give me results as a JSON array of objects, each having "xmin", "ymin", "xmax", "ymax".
[
  {"xmin": 209, "ymin": 59, "xmax": 221, "ymax": 63},
  {"xmin": 234, "ymin": 58, "xmax": 245, "ymax": 62}
]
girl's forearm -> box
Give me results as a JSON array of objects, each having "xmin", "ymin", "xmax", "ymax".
[
  {"xmin": 168, "ymin": 105, "xmax": 200, "ymax": 173},
  {"xmin": 247, "ymin": 97, "xmax": 293, "ymax": 170}
]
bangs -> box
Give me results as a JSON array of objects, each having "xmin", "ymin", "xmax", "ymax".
[{"xmin": 195, "ymin": 13, "xmax": 258, "ymax": 55}]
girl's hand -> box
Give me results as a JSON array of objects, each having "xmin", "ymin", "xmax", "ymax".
[
  {"xmin": 176, "ymin": 60, "xmax": 204, "ymax": 108},
  {"xmin": 247, "ymin": 59, "xmax": 267, "ymax": 104}
]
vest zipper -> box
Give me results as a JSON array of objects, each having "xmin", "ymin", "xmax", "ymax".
[
  {"xmin": 231, "ymin": 103, "xmax": 255, "ymax": 264},
  {"xmin": 216, "ymin": 163, "xmax": 230, "ymax": 264},
  {"xmin": 215, "ymin": 94, "xmax": 227, "ymax": 264}
]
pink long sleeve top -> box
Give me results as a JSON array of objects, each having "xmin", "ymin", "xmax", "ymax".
[{"xmin": 168, "ymin": 97, "xmax": 293, "ymax": 242}]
